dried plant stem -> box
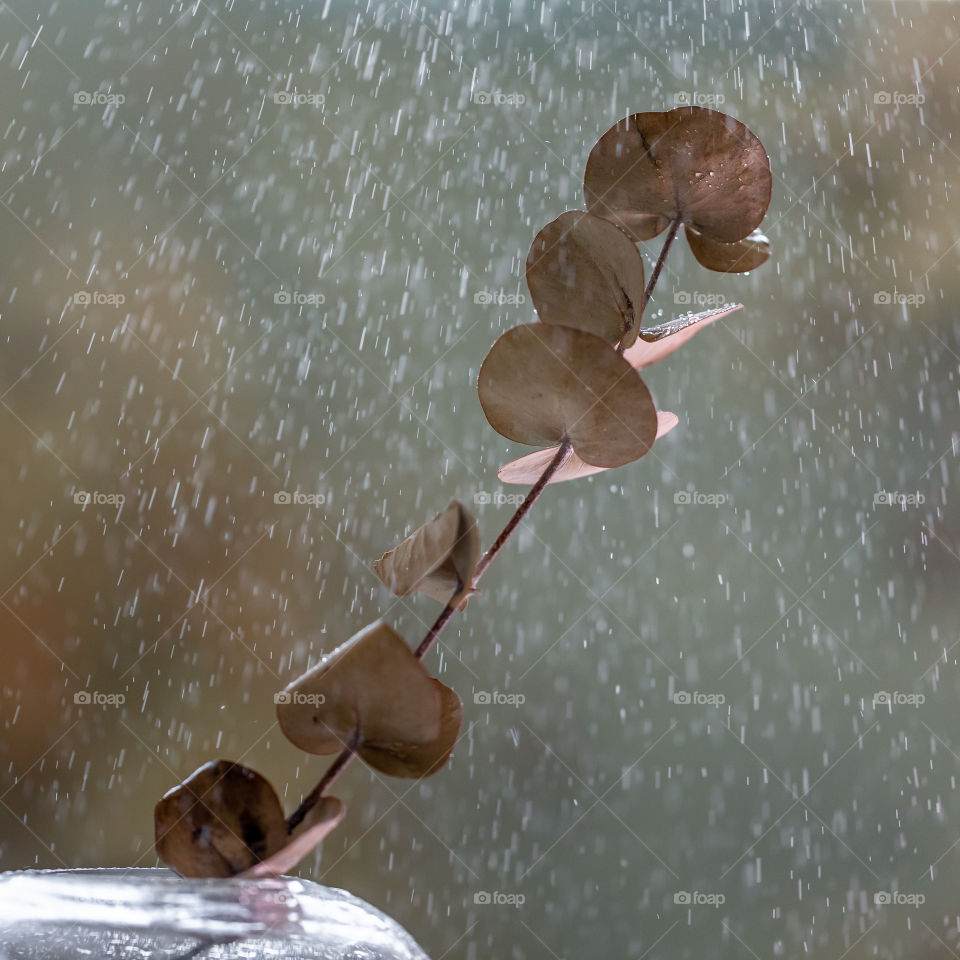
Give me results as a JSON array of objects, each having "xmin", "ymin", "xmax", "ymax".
[
  {"xmin": 286, "ymin": 733, "xmax": 358, "ymax": 833},
  {"xmin": 470, "ymin": 437, "xmax": 573, "ymax": 584},
  {"xmin": 285, "ymin": 440, "xmax": 573, "ymax": 830},
  {"xmin": 415, "ymin": 596, "xmax": 461, "ymax": 659},
  {"xmin": 638, "ymin": 218, "xmax": 681, "ymax": 319},
  {"xmin": 289, "ymin": 230, "xmax": 677, "ymax": 832}
]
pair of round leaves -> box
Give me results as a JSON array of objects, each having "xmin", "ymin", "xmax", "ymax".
[
  {"xmin": 374, "ymin": 500, "xmax": 479, "ymax": 610},
  {"xmin": 276, "ymin": 621, "xmax": 463, "ymax": 779},
  {"xmin": 583, "ymin": 107, "xmax": 772, "ymax": 273},
  {"xmin": 478, "ymin": 323, "xmax": 658, "ymax": 470},
  {"xmin": 155, "ymin": 759, "xmax": 344, "ymax": 878},
  {"xmin": 497, "ymin": 304, "xmax": 743, "ymax": 485}
]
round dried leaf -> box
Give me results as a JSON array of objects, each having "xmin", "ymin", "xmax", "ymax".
[
  {"xmin": 526, "ymin": 211, "xmax": 646, "ymax": 348},
  {"xmin": 686, "ymin": 227, "xmax": 770, "ymax": 273},
  {"xmin": 584, "ymin": 107, "xmax": 772, "ymax": 243},
  {"xmin": 374, "ymin": 500, "xmax": 479, "ymax": 608},
  {"xmin": 241, "ymin": 796, "xmax": 345, "ymax": 878},
  {"xmin": 478, "ymin": 323, "xmax": 657, "ymax": 468},
  {"xmin": 360, "ymin": 681, "xmax": 463, "ymax": 778},
  {"xmin": 155, "ymin": 760, "xmax": 288, "ymax": 878},
  {"xmin": 276, "ymin": 621, "xmax": 442, "ymax": 756},
  {"xmin": 498, "ymin": 411, "xmax": 679, "ymax": 486}
]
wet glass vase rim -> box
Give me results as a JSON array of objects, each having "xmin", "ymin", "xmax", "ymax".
[{"xmin": 0, "ymin": 867, "xmax": 430, "ymax": 959}]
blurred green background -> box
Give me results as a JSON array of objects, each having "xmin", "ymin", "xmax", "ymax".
[{"xmin": 1, "ymin": 1, "xmax": 959, "ymax": 958}]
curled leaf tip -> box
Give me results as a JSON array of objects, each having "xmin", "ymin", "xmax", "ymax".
[
  {"xmin": 374, "ymin": 500, "xmax": 479, "ymax": 608},
  {"xmin": 636, "ymin": 303, "xmax": 742, "ymax": 343}
]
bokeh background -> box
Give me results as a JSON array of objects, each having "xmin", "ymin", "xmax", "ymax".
[{"xmin": 1, "ymin": 1, "xmax": 959, "ymax": 958}]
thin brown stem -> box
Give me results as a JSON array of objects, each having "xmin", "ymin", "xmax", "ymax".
[
  {"xmin": 415, "ymin": 596, "xmax": 460, "ymax": 659},
  {"xmin": 637, "ymin": 218, "xmax": 681, "ymax": 319},
  {"xmin": 286, "ymin": 734, "xmax": 357, "ymax": 832},
  {"xmin": 289, "ymin": 221, "xmax": 680, "ymax": 835},
  {"xmin": 285, "ymin": 442, "xmax": 571, "ymax": 831},
  {"xmin": 472, "ymin": 437, "xmax": 573, "ymax": 584}
]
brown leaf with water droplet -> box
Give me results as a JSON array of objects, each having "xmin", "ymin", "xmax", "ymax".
[
  {"xmin": 584, "ymin": 107, "xmax": 771, "ymax": 243},
  {"xmin": 685, "ymin": 227, "xmax": 770, "ymax": 273}
]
